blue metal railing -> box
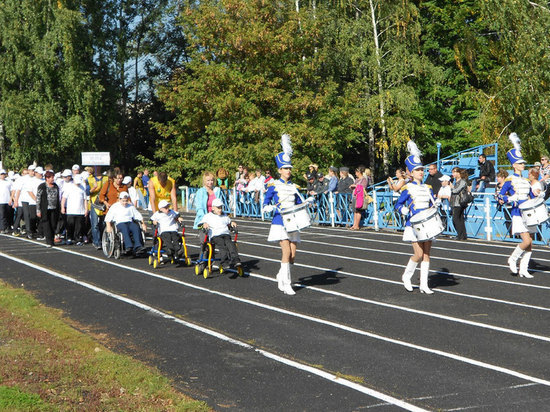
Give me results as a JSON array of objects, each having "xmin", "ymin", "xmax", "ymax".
[{"xmin": 180, "ymin": 184, "xmax": 550, "ymax": 245}]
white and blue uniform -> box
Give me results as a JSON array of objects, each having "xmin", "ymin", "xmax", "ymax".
[
  {"xmin": 395, "ymin": 181, "xmax": 436, "ymax": 242},
  {"xmin": 499, "ymin": 173, "xmax": 535, "ymax": 234},
  {"xmin": 263, "ymin": 178, "xmax": 303, "ymax": 242}
]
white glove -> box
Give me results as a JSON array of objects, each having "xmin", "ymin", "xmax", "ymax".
[
  {"xmin": 400, "ymin": 206, "xmax": 409, "ymax": 216},
  {"xmin": 263, "ymin": 205, "xmax": 275, "ymax": 213},
  {"xmin": 305, "ymin": 196, "xmax": 315, "ymax": 203}
]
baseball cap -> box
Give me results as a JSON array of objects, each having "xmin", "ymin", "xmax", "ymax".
[
  {"xmin": 72, "ymin": 164, "xmax": 80, "ymax": 171},
  {"xmin": 0, "ymin": 169, "xmax": 6, "ymax": 175},
  {"xmin": 439, "ymin": 175, "xmax": 451, "ymax": 182},
  {"xmin": 118, "ymin": 191, "xmax": 129, "ymax": 199},
  {"xmin": 34, "ymin": 167, "xmax": 44, "ymax": 175},
  {"xmin": 61, "ymin": 169, "xmax": 72, "ymax": 177},
  {"xmin": 212, "ymin": 198, "xmax": 224, "ymax": 208},
  {"xmin": 28, "ymin": 164, "xmax": 36, "ymax": 171},
  {"xmin": 122, "ymin": 176, "xmax": 132, "ymax": 185},
  {"xmin": 158, "ymin": 200, "xmax": 170, "ymax": 209}
]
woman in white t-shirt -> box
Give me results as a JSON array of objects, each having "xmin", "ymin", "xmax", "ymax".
[
  {"xmin": 528, "ymin": 168, "xmax": 544, "ymax": 198},
  {"xmin": 62, "ymin": 175, "xmax": 88, "ymax": 245}
]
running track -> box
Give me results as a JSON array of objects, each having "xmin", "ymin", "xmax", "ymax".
[{"xmin": 1, "ymin": 213, "xmax": 550, "ymax": 411}]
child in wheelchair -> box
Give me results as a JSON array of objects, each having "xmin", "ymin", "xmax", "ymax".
[
  {"xmin": 150, "ymin": 199, "xmax": 185, "ymax": 263},
  {"xmin": 199, "ymin": 198, "xmax": 241, "ymax": 270},
  {"xmin": 104, "ymin": 191, "xmax": 147, "ymax": 256}
]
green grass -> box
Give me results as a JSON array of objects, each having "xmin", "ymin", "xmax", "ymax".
[{"xmin": 0, "ymin": 281, "xmax": 210, "ymax": 411}]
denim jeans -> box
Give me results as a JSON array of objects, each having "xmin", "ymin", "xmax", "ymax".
[
  {"xmin": 116, "ymin": 221, "xmax": 142, "ymax": 250},
  {"xmin": 90, "ymin": 207, "xmax": 103, "ymax": 246}
]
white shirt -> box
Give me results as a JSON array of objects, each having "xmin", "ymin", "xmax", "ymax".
[
  {"xmin": 531, "ymin": 180, "xmax": 544, "ymax": 198},
  {"xmin": 24, "ymin": 177, "xmax": 42, "ymax": 206},
  {"xmin": 246, "ymin": 175, "xmax": 266, "ymax": 192},
  {"xmin": 62, "ymin": 184, "xmax": 87, "ymax": 215},
  {"xmin": 105, "ymin": 202, "xmax": 143, "ymax": 224},
  {"xmin": 151, "ymin": 210, "xmax": 180, "ymax": 234},
  {"xmin": 437, "ymin": 186, "xmax": 451, "ymax": 210},
  {"xmin": 128, "ymin": 186, "xmax": 138, "ymax": 205},
  {"xmin": 0, "ymin": 179, "xmax": 12, "ymax": 204},
  {"xmin": 19, "ymin": 175, "xmax": 33, "ymax": 203},
  {"xmin": 199, "ymin": 212, "xmax": 232, "ymax": 238},
  {"xmin": 12, "ymin": 177, "xmax": 24, "ymax": 207}
]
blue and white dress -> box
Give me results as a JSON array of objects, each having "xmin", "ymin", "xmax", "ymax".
[
  {"xmin": 395, "ymin": 181, "xmax": 435, "ymax": 242},
  {"xmin": 499, "ymin": 173, "xmax": 535, "ymax": 234},
  {"xmin": 263, "ymin": 178, "xmax": 303, "ymax": 242}
]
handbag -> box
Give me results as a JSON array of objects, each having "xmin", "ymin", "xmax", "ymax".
[
  {"xmin": 91, "ymin": 180, "xmax": 109, "ymax": 212},
  {"xmin": 458, "ymin": 188, "xmax": 474, "ymax": 208}
]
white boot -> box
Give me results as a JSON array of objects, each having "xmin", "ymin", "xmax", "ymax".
[
  {"xmin": 276, "ymin": 263, "xmax": 287, "ymax": 292},
  {"xmin": 518, "ymin": 251, "xmax": 534, "ymax": 278},
  {"xmin": 282, "ymin": 263, "xmax": 296, "ymax": 295},
  {"xmin": 402, "ymin": 259, "xmax": 418, "ymax": 292},
  {"xmin": 507, "ymin": 246, "xmax": 524, "ymax": 274},
  {"xmin": 419, "ymin": 261, "xmax": 433, "ymax": 294}
]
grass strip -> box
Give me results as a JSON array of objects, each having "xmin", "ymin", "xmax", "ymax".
[{"xmin": 0, "ymin": 281, "xmax": 209, "ymax": 411}]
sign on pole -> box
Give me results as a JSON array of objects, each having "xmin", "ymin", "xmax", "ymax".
[{"xmin": 81, "ymin": 152, "xmax": 110, "ymax": 166}]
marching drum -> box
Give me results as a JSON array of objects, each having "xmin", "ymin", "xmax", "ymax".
[
  {"xmin": 410, "ymin": 207, "xmax": 444, "ymax": 242},
  {"xmin": 280, "ymin": 203, "xmax": 311, "ymax": 233},
  {"xmin": 519, "ymin": 198, "xmax": 550, "ymax": 227}
]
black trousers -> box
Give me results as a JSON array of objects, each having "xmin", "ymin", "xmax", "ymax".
[
  {"xmin": 13, "ymin": 206, "xmax": 24, "ymax": 232},
  {"xmin": 41, "ymin": 209, "xmax": 59, "ymax": 246},
  {"xmin": 0, "ymin": 203, "xmax": 9, "ymax": 230},
  {"xmin": 66, "ymin": 215, "xmax": 84, "ymax": 241},
  {"xmin": 212, "ymin": 234, "xmax": 240, "ymax": 266},
  {"xmin": 452, "ymin": 206, "xmax": 467, "ymax": 240},
  {"xmin": 23, "ymin": 202, "xmax": 39, "ymax": 235},
  {"xmin": 160, "ymin": 231, "xmax": 181, "ymax": 257}
]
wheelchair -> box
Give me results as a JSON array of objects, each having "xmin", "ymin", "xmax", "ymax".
[
  {"xmin": 148, "ymin": 223, "xmax": 191, "ymax": 269},
  {"xmin": 194, "ymin": 226, "xmax": 244, "ymax": 279},
  {"xmin": 102, "ymin": 220, "xmax": 146, "ymax": 259}
]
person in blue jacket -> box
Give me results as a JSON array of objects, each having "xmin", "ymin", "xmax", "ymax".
[
  {"xmin": 395, "ymin": 143, "xmax": 437, "ymax": 294},
  {"xmin": 263, "ymin": 134, "xmax": 312, "ymax": 296},
  {"xmin": 498, "ymin": 133, "xmax": 536, "ymax": 278},
  {"xmin": 193, "ymin": 171, "xmax": 222, "ymax": 229}
]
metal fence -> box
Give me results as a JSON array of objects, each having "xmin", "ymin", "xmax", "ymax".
[{"xmin": 180, "ymin": 185, "xmax": 550, "ymax": 245}]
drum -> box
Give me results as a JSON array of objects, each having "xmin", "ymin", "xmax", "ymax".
[
  {"xmin": 409, "ymin": 207, "xmax": 444, "ymax": 242},
  {"xmin": 519, "ymin": 197, "xmax": 550, "ymax": 227},
  {"xmin": 280, "ymin": 203, "xmax": 311, "ymax": 233}
]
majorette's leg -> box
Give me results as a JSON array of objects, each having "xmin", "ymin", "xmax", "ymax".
[
  {"xmin": 282, "ymin": 263, "xmax": 296, "ymax": 295},
  {"xmin": 518, "ymin": 251, "xmax": 534, "ymax": 278},
  {"xmin": 419, "ymin": 261, "xmax": 434, "ymax": 294},
  {"xmin": 402, "ymin": 258, "xmax": 418, "ymax": 292},
  {"xmin": 507, "ymin": 245, "xmax": 524, "ymax": 274}
]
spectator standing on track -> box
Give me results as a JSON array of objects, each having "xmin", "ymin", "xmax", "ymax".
[
  {"xmin": 349, "ymin": 166, "xmax": 368, "ymax": 230},
  {"xmin": 62, "ymin": 174, "xmax": 88, "ymax": 245},
  {"xmin": 0, "ymin": 170, "xmax": 12, "ymax": 233},
  {"xmin": 450, "ymin": 167, "xmax": 468, "ymax": 241},
  {"xmin": 498, "ymin": 133, "xmax": 536, "ymax": 278},
  {"xmin": 395, "ymin": 142, "xmax": 437, "ymax": 294},
  {"xmin": 99, "ymin": 170, "xmax": 128, "ymax": 211},
  {"xmin": 424, "ymin": 164, "xmax": 443, "ymax": 196},
  {"xmin": 193, "ymin": 171, "xmax": 222, "ymax": 229},
  {"xmin": 36, "ymin": 170, "xmax": 60, "ymax": 248},
  {"xmin": 336, "ymin": 167, "xmax": 353, "ymax": 194},
  {"xmin": 148, "ymin": 171, "xmax": 177, "ymax": 214},
  {"xmin": 88, "ymin": 167, "xmax": 108, "ymax": 249},
  {"xmin": 263, "ymin": 134, "xmax": 310, "ymax": 296},
  {"xmin": 436, "ymin": 175, "xmax": 451, "ymax": 228}
]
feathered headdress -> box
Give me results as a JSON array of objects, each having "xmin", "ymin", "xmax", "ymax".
[
  {"xmin": 405, "ymin": 140, "xmax": 423, "ymax": 173},
  {"xmin": 275, "ymin": 133, "xmax": 293, "ymax": 168},
  {"xmin": 507, "ymin": 132, "xmax": 525, "ymax": 165}
]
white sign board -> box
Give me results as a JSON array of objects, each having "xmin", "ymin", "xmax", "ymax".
[{"xmin": 81, "ymin": 152, "xmax": 110, "ymax": 166}]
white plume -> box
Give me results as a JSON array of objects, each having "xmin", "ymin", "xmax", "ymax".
[
  {"xmin": 407, "ymin": 140, "xmax": 421, "ymax": 158},
  {"xmin": 281, "ymin": 133, "xmax": 293, "ymax": 157},
  {"xmin": 508, "ymin": 132, "xmax": 521, "ymax": 151}
]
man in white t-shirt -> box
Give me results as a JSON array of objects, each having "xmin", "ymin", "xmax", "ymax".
[
  {"xmin": 62, "ymin": 174, "xmax": 88, "ymax": 245},
  {"xmin": 12, "ymin": 169, "xmax": 28, "ymax": 235},
  {"xmin": 0, "ymin": 170, "xmax": 12, "ymax": 233},
  {"xmin": 22, "ymin": 166, "xmax": 43, "ymax": 238}
]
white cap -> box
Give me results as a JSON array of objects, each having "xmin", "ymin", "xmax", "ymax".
[
  {"xmin": 122, "ymin": 176, "xmax": 132, "ymax": 185},
  {"xmin": 28, "ymin": 164, "xmax": 36, "ymax": 171},
  {"xmin": 72, "ymin": 164, "xmax": 80, "ymax": 171},
  {"xmin": 439, "ymin": 175, "xmax": 451, "ymax": 182},
  {"xmin": 34, "ymin": 167, "xmax": 44, "ymax": 175},
  {"xmin": 212, "ymin": 198, "xmax": 223, "ymax": 208},
  {"xmin": 118, "ymin": 191, "xmax": 129, "ymax": 199},
  {"xmin": 62, "ymin": 169, "xmax": 72, "ymax": 177},
  {"xmin": 158, "ymin": 199, "xmax": 170, "ymax": 209},
  {"xmin": 0, "ymin": 169, "xmax": 6, "ymax": 174}
]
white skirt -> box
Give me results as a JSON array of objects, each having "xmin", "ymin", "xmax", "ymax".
[
  {"xmin": 267, "ymin": 224, "xmax": 301, "ymax": 243},
  {"xmin": 512, "ymin": 215, "xmax": 537, "ymax": 235}
]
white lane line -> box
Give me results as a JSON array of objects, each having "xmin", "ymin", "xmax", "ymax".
[
  {"xmin": 0, "ymin": 251, "xmax": 427, "ymax": 412},
  {"xmin": 3, "ymin": 243, "xmax": 550, "ymax": 389},
  {"xmin": 233, "ymin": 241, "xmax": 550, "ymax": 291}
]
